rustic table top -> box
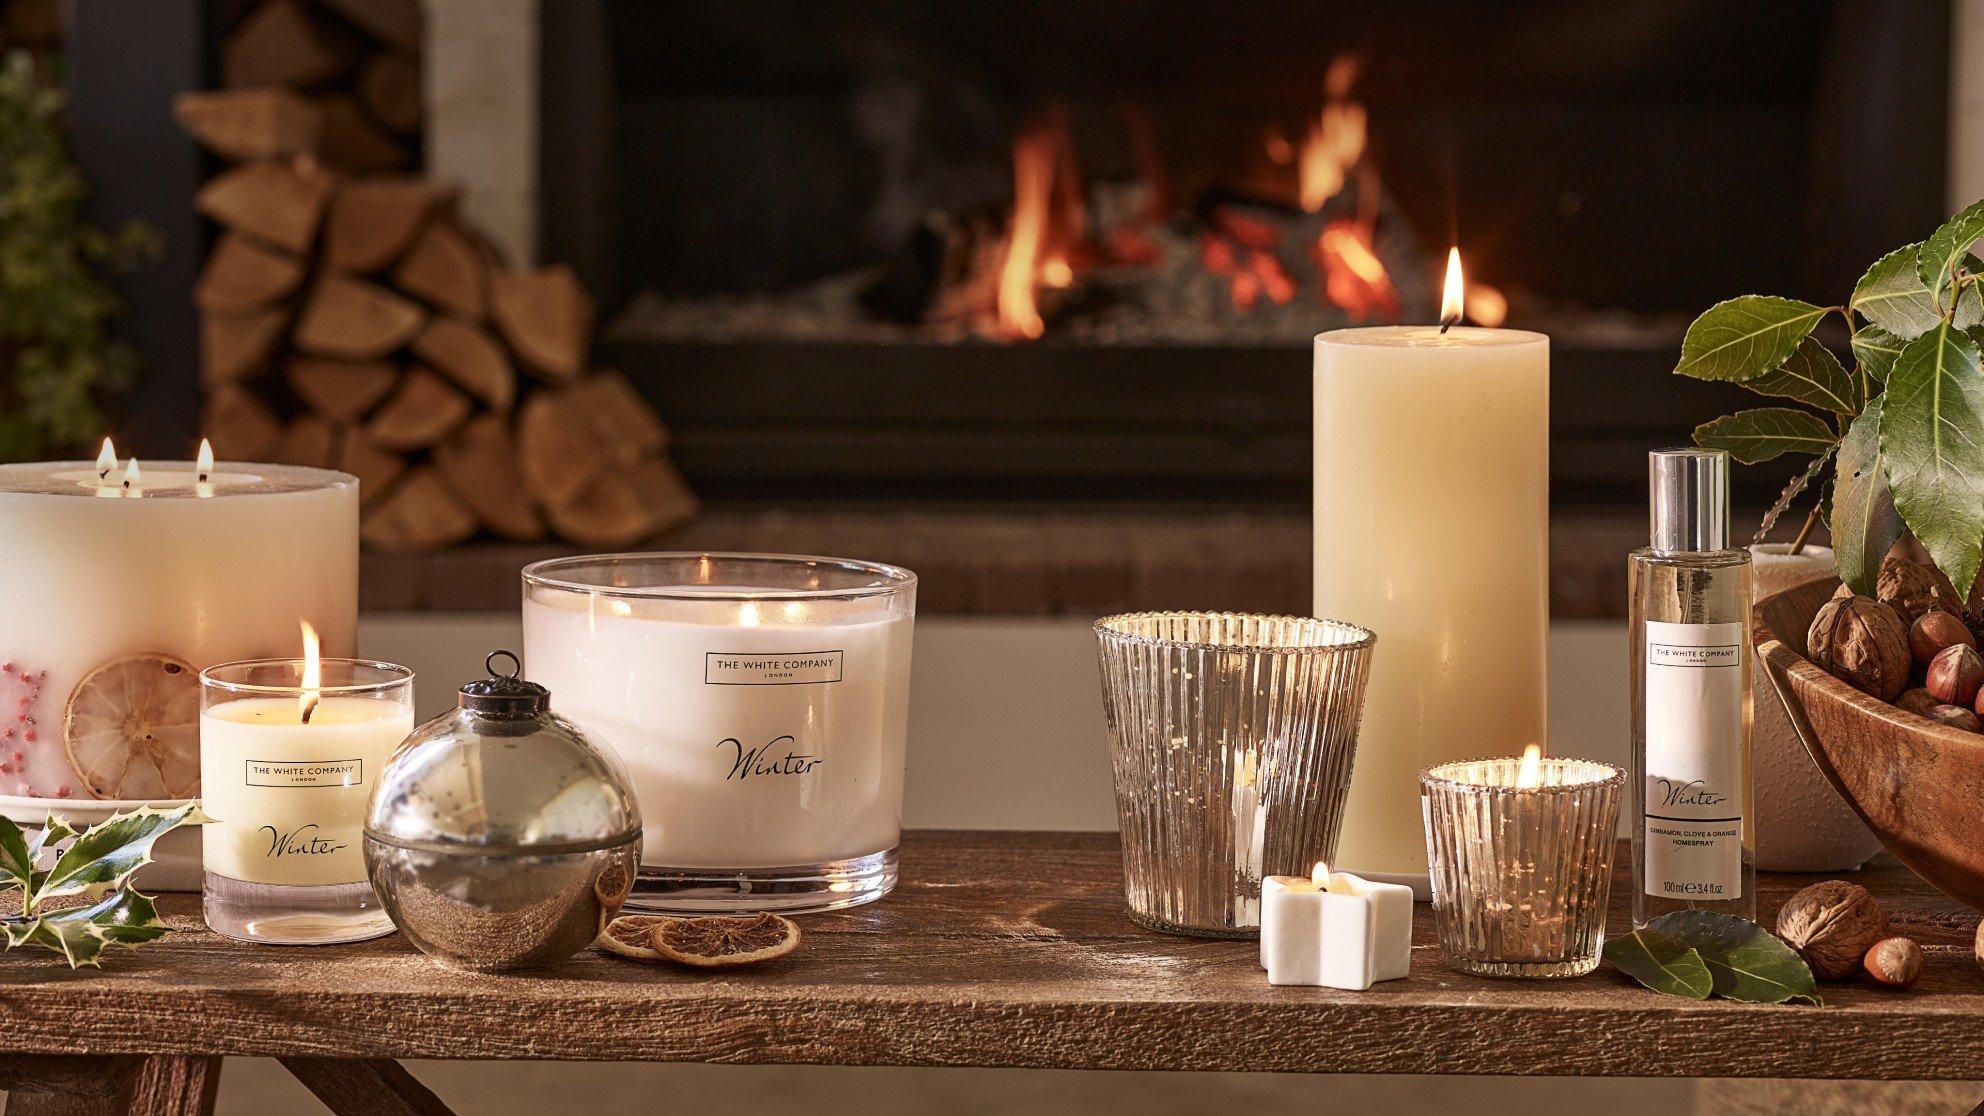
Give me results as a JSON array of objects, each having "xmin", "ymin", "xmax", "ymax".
[{"xmin": 1, "ymin": 830, "xmax": 1978, "ymax": 1078}]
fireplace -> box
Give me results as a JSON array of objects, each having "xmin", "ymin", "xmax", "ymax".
[{"xmin": 536, "ymin": 1, "xmax": 1949, "ymax": 508}]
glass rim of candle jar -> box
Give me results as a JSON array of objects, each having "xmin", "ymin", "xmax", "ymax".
[
  {"xmin": 521, "ymin": 551, "xmax": 917, "ymax": 602},
  {"xmin": 1419, "ymin": 756, "xmax": 1624, "ymax": 795},
  {"xmin": 200, "ymin": 657, "xmax": 414, "ymax": 698},
  {"xmin": 1094, "ymin": 610, "xmax": 1374, "ymax": 657}
]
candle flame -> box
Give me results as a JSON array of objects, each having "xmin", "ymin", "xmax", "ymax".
[
  {"xmin": 196, "ymin": 438, "xmax": 214, "ymax": 482},
  {"xmin": 298, "ymin": 620, "xmax": 322, "ymax": 723},
  {"xmin": 1516, "ymin": 743, "xmax": 1543, "ymax": 789},
  {"xmin": 95, "ymin": 439, "xmax": 116, "ymax": 479},
  {"xmin": 121, "ymin": 458, "xmax": 141, "ymax": 496},
  {"xmin": 1310, "ymin": 862, "xmax": 1330, "ymax": 886},
  {"xmin": 1440, "ymin": 246, "xmax": 1465, "ymax": 332}
]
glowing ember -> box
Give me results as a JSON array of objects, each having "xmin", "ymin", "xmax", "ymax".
[{"xmin": 1315, "ymin": 218, "xmax": 1399, "ymax": 320}]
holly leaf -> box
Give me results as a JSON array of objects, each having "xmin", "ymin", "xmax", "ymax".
[
  {"xmin": 1743, "ymin": 338, "xmax": 1858, "ymax": 415},
  {"xmin": 1646, "ymin": 910, "xmax": 1822, "ymax": 1005},
  {"xmin": 1854, "ymin": 243, "xmax": 1984, "ymax": 336},
  {"xmin": 0, "ymin": 815, "xmax": 36, "ymax": 896},
  {"xmin": 1675, "ymin": 296, "xmax": 1830, "ymax": 382},
  {"xmin": 27, "ymin": 814, "xmax": 78, "ymax": 862},
  {"xmin": 1753, "ymin": 445, "xmax": 1835, "ymax": 545},
  {"xmin": 1851, "ymin": 325, "xmax": 1906, "ymax": 384},
  {"xmin": 1832, "ymin": 397, "xmax": 1901, "ymax": 596},
  {"xmin": 1918, "ymin": 199, "xmax": 1984, "ymax": 309},
  {"xmin": 33, "ymin": 803, "xmax": 204, "ymax": 911},
  {"xmin": 1693, "ymin": 408, "xmax": 1836, "ymax": 465},
  {"xmin": 1881, "ymin": 323, "xmax": 1984, "ymax": 599},
  {"xmin": 1603, "ymin": 927, "xmax": 1713, "ymax": 1000},
  {"xmin": 2, "ymin": 889, "xmax": 170, "ymax": 969}
]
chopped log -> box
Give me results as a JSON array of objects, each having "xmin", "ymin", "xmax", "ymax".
[
  {"xmin": 360, "ymin": 468, "xmax": 476, "ymax": 553},
  {"xmin": 318, "ymin": 0, "xmax": 422, "ymax": 50},
  {"xmin": 565, "ymin": 372, "xmax": 666, "ymax": 464},
  {"xmin": 545, "ymin": 458, "xmax": 697, "ymax": 548},
  {"xmin": 365, "ymin": 367, "xmax": 471, "ymax": 451},
  {"xmin": 313, "ymin": 94, "xmax": 409, "ymax": 173},
  {"xmin": 337, "ymin": 430, "xmax": 406, "ymax": 507},
  {"xmin": 223, "ymin": 0, "xmax": 358, "ymax": 89},
  {"xmin": 194, "ymin": 160, "xmax": 333, "ymax": 254},
  {"xmin": 434, "ymin": 415, "xmax": 543, "ymax": 541},
  {"xmin": 628, "ymin": 455, "xmax": 700, "ymax": 534},
  {"xmin": 490, "ymin": 266, "xmax": 593, "ymax": 380},
  {"xmin": 516, "ymin": 390, "xmax": 605, "ymax": 506},
  {"xmin": 194, "ymin": 234, "xmax": 306, "ymax": 314},
  {"xmin": 273, "ymin": 415, "xmax": 340, "ymax": 469},
  {"xmin": 323, "ymin": 178, "xmax": 451, "ymax": 273},
  {"xmin": 356, "ymin": 51, "xmax": 422, "ymax": 136},
  {"xmin": 295, "ymin": 274, "xmax": 425, "ymax": 359},
  {"xmin": 201, "ymin": 306, "xmax": 291, "ymax": 386},
  {"xmin": 393, "ymin": 220, "xmax": 486, "ymax": 319},
  {"xmin": 202, "ymin": 390, "xmax": 283, "ymax": 461},
  {"xmin": 410, "ymin": 318, "xmax": 513, "ymax": 410},
  {"xmin": 286, "ymin": 357, "xmax": 399, "ymax": 422},
  {"xmin": 174, "ymin": 88, "xmax": 324, "ymax": 161}
]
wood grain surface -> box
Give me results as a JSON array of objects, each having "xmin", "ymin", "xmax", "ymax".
[{"xmin": 0, "ymin": 831, "xmax": 1978, "ymax": 1078}]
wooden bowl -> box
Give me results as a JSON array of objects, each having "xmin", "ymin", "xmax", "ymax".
[{"xmin": 1756, "ymin": 577, "xmax": 1984, "ymax": 911}]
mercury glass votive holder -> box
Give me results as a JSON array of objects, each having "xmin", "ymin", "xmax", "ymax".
[
  {"xmin": 1095, "ymin": 611, "xmax": 1375, "ymax": 938},
  {"xmin": 1420, "ymin": 757, "xmax": 1624, "ymax": 978}
]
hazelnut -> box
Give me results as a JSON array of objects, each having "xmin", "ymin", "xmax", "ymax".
[
  {"xmin": 1863, "ymin": 936, "xmax": 1923, "ymax": 989},
  {"xmin": 1879, "ymin": 556, "xmax": 1965, "ymax": 623},
  {"xmin": 1776, "ymin": 879, "xmax": 1891, "ymax": 980},
  {"xmin": 1930, "ymin": 704, "xmax": 1983, "ymax": 733},
  {"xmin": 1897, "ymin": 688, "xmax": 1943, "ymax": 717},
  {"xmin": 1808, "ymin": 595, "xmax": 1914, "ymax": 700},
  {"xmin": 1911, "ymin": 609, "xmax": 1977, "ymax": 664},
  {"xmin": 1927, "ymin": 644, "xmax": 1984, "ymax": 707}
]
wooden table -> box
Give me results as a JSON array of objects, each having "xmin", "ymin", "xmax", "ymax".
[{"xmin": 1, "ymin": 830, "xmax": 1978, "ymax": 1113}]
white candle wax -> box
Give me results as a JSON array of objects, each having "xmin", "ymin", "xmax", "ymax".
[
  {"xmin": 1314, "ymin": 326, "xmax": 1549, "ymax": 882},
  {"xmin": 523, "ymin": 585, "xmax": 913, "ymax": 870},
  {"xmin": 1260, "ymin": 866, "xmax": 1413, "ymax": 989},
  {"xmin": 0, "ymin": 461, "xmax": 357, "ymax": 801}
]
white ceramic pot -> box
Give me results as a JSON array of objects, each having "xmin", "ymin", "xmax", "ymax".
[
  {"xmin": 1749, "ymin": 544, "xmax": 1884, "ymax": 872},
  {"xmin": 0, "ymin": 795, "xmax": 202, "ymax": 892}
]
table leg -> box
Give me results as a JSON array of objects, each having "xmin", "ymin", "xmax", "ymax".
[
  {"xmin": 0, "ymin": 1054, "xmax": 217, "ymax": 1116},
  {"xmin": 126, "ymin": 1056, "xmax": 221, "ymax": 1116},
  {"xmin": 277, "ymin": 1058, "xmax": 455, "ymax": 1116}
]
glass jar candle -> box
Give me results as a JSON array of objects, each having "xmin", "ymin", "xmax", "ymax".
[{"xmin": 522, "ymin": 553, "xmax": 916, "ymax": 914}]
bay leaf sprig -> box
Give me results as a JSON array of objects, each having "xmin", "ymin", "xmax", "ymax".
[
  {"xmin": 0, "ymin": 803, "xmax": 205, "ymax": 968},
  {"xmin": 1674, "ymin": 198, "xmax": 1984, "ymax": 599},
  {"xmin": 1603, "ymin": 911, "xmax": 1821, "ymax": 1005}
]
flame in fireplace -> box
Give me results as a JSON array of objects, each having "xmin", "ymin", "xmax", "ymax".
[
  {"xmin": 1315, "ymin": 217, "xmax": 1398, "ymax": 320},
  {"xmin": 994, "ymin": 112, "xmax": 1086, "ymax": 340},
  {"xmin": 1298, "ymin": 57, "xmax": 1366, "ymax": 213}
]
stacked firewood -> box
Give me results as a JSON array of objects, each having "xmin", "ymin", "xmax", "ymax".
[{"xmin": 174, "ymin": 0, "xmax": 697, "ymax": 552}]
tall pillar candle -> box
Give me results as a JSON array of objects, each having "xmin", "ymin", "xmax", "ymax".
[{"xmin": 1313, "ymin": 326, "xmax": 1548, "ymax": 885}]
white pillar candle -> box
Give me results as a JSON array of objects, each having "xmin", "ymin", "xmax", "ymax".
[
  {"xmin": 1314, "ymin": 323, "xmax": 1548, "ymax": 884},
  {"xmin": 0, "ymin": 452, "xmax": 357, "ymax": 802},
  {"xmin": 1260, "ymin": 863, "xmax": 1413, "ymax": 989}
]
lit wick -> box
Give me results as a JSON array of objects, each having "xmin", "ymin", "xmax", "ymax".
[
  {"xmin": 298, "ymin": 620, "xmax": 322, "ymax": 725},
  {"xmin": 1516, "ymin": 742, "xmax": 1543, "ymax": 789},
  {"xmin": 121, "ymin": 458, "xmax": 141, "ymax": 498},
  {"xmin": 196, "ymin": 438, "xmax": 213, "ymax": 484},
  {"xmin": 95, "ymin": 438, "xmax": 117, "ymax": 481},
  {"xmin": 1439, "ymin": 246, "xmax": 1465, "ymax": 334}
]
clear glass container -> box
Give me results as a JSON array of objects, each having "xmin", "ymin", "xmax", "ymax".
[
  {"xmin": 521, "ymin": 552, "xmax": 916, "ymax": 914},
  {"xmin": 1421, "ymin": 756, "xmax": 1624, "ymax": 977},
  {"xmin": 199, "ymin": 658, "xmax": 414, "ymax": 945},
  {"xmin": 1093, "ymin": 611, "xmax": 1376, "ymax": 938}
]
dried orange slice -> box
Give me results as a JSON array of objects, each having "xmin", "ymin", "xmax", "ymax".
[
  {"xmin": 598, "ymin": 914, "xmax": 670, "ymax": 961},
  {"xmin": 649, "ymin": 913, "xmax": 800, "ymax": 967},
  {"xmin": 62, "ymin": 654, "xmax": 200, "ymax": 800}
]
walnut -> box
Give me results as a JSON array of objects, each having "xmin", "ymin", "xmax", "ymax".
[
  {"xmin": 1863, "ymin": 936, "xmax": 1923, "ymax": 989},
  {"xmin": 1808, "ymin": 594, "xmax": 1914, "ymax": 700},
  {"xmin": 1776, "ymin": 880, "xmax": 1891, "ymax": 980},
  {"xmin": 1879, "ymin": 556, "xmax": 1964, "ymax": 624}
]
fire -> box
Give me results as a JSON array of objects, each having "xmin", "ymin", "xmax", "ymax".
[
  {"xmin": 1315, "ymin": 217, "xmax": 1398, "ymax": 319},
  {"xmin": 1298, "ymin": 57, "xmax": 1367, "ymax": 213},
  {"xmin": 1516, "ymin": 743, "xmax": 1543, "ymax": 789},
  {"xmin": 993, "ymin": 112, "xmax": 1086, "ymax": 341}
]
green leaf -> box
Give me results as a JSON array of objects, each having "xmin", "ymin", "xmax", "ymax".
[
  {"xmin": 1603, "ymin": 927, "xmax": 1713, "ymax": 999},
  {"xmin": 33, "ymin": 803, "xmax": 201, "ymax": 910},
  {"xmin": 1693, "ymin": 408, "xmax": 1836, "ymax": 465},
  {"xmin": 1646, "ymin": 910, "xmax": 1822, "ymax": 1005},
  {"xmin": 1882, "ymin": 323, "xmax": 1984, "ymax": 599},
  {"xmin": 27, "ymin": 814, "xmax": 77, "ymax": 862},
  {"xmin": 1744, "ymin": 338, "xmax": 1858, "ymax": 415},
  {"xmin": 1675, "ymin": 296, "xmax": 1830, "ymax": 382},
  {"xmin": 1851, "ymin": 325, "xmax": 1906, "ymax": 383},
  {"xmin": 1753, "ymin": 445, "xmax": 1835, "ymax": 545},
  {"xmin": 1832, "ymin": 397, "xmax": 1901, "ymax": 596},
  {"xmin": 2, "ymin": 889, "xmax": 170, "ymax": 969},
  {"xmin": 1919, "ymin": 200, "xmax": 1984, "ymax": 309},
  {"xmin": 0, "ymin": 815, "xmax": 34, "ymax": 895},
  {"xmin": 1854, "ymin": 243, "xmax": 1984, "ymax": 336}
]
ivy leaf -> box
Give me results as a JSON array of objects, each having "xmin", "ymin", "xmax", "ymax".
[
  {"xmin": 1603, "ymin": 927, "xmax": 1713, "ymax": 1000},
  {"xmin": 1882, "ymin": 323, "xmax": 1984, "ymax": 599},
  {"xmin": 1851, "ymin": 325, "xmax": 1906, "ymax": 384},
  {"xmin": 1646, "ymin": 910, "xmax": 1822, "ymax": 1005},
  {"xmin": 1918, "ymin": 199, "xmax": 1984, "ymax": 309},
  {"xmin": 1753, "ymin": 445, "xmax": 1835, "ymax": 545},
  {"xmin": 1832, "ymin": 397, "xmax": 1901, "ymax": 596},
  {"xmin": 1693, "ymin": 408, "xmax": 1836, "ymax": 465},
  {"xmin": 2, "ymin": 889, "xmax": 170, "ymax": 969},
  {"xmin": 1743, "ymin": 338, "xmax": 1857, "ymax": 415},
  {"xmin": 1854, "ymin": 243, "xmax": 1984, "ymax": 336},
  {"xmin": 33, "ymin": 803, "xmax": 203, "ymax": 910},
  {"xmin": 1675, "ymin": 296, "xmax": 1830, "ymax": 382}
]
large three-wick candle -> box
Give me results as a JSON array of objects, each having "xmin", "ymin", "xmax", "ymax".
[{"xmin": 1313, "ymin": 326, "xmax": 1549, "ymax": 884}]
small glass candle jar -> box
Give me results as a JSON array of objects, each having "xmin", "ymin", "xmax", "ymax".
[
  {"xmin": 1420, "ymin": 754, "xmax": 1624, "ymax": 978},
  {"xmin": 522, "ymin": 552, "xmax": 916, "ymax": 914},
  {"xmin": 200, "ymin": 656, "xmax": 414, "ymax": 945}
]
